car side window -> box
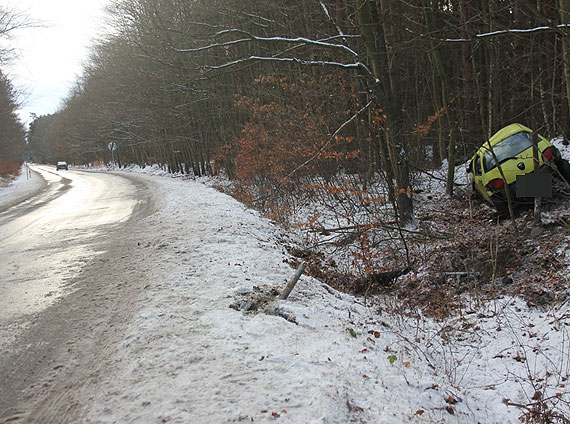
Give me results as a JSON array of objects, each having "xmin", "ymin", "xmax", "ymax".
[{"xmin": 474, "ymin": 156, "xmax": 482, "ymax": 176}]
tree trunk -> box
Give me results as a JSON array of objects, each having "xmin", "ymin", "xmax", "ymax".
[
  {"xmin": 531, "ymin": 132, "xmax": 543, "ymax": 236},
  {"xmin": 560, "ymin": 0, "xmax": 570, "ymax": 119},
  {"xmin": 354, "ymin": 0, "xmax": 413, "ymax": 225},
  {"xmin": 459, "ymin": 0, "xmax": 476, "ymax": 137}
]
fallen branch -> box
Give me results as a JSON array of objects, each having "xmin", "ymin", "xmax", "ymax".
[{"xmin": 305, "ymin": 223, "xmax": 452, "ymax": 240}]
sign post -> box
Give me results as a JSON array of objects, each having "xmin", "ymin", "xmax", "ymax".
[{"xmin": 108, "ymin": 142, "xmax": 117, "ymax": 167}]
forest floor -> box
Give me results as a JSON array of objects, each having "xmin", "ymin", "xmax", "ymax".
[
  {"xmin": 270, "ymin": 137, "xmax": 570, "ymax": 322},
  {"xmin": 296, "ymin": 170, "xmax": 570, "ymax": 319}
]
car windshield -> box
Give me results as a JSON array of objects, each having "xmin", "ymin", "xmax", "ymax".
[{"xmin": 483, "ymin": 131, "xmax": 533, "ymax": 171}]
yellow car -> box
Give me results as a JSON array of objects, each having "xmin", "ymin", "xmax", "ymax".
[{"xmin": 467, "ymin": 123, "xmax": 570, "ymax": 212}]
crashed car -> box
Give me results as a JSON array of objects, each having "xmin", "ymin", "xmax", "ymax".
[{"xmin": 467, "ymin": 123, "xmax": 570, "ymax": 212}]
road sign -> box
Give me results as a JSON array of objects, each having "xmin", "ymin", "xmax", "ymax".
[{"xmin": 108, "ymin": 142, "xmax": 117, "ymax": 151}]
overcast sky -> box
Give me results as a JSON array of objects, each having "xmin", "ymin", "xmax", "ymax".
[{"xmin": 4, "ymin": 0, "xmax": 110, "ymax": 125}]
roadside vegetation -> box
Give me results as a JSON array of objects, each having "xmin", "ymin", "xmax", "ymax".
[
  {"xmin": 0, "ymin": 6, "xmax": 28, "ymax": 180},
  {"xmin": 26, "ymin": 0, "xmax": 570, "ymax": 266},
  {"xmin": 0, "ymin": 68, "xmax": 25, "ymax": 179}
]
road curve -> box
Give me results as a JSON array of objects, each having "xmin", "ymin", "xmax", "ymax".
[{"xmin": 0, "ymin": 166, "xmax": 155, "ymax": 422}]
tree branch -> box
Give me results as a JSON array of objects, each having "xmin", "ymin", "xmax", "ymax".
[
  {"xmin": 285, "ymin": 100, "xmax": 373, "ymax": 179},
  {"xmin": 176, "ymin": 30, "xmax": 359, "ymax": 56},
  {"xmin": 407, "ymin": 23, "xmax": 570, "ymax": 43}
]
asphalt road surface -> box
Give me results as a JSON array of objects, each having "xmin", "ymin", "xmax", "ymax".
[{"xmin": 0, "ymin": 165, "xmax": 154, "ymax": 422}]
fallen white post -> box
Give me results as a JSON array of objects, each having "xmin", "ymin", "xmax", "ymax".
[{"xmin": 279, "ymin": 263, "xmax": 305, "ymax": 300}]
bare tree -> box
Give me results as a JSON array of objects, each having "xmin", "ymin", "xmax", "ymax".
[
  {"xmin": 0, "ymin": 5, "xmax": 36, "ymax": 63},
  {"xmin": 0, "ymin": 70, "xmax": 25, "ymax": 165},
  {"xmin": 33, "ymin": 0, "xmax": 570, "ymax": 222}
]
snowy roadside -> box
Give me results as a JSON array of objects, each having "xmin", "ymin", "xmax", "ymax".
[
  {"xmin": 0, "ymin": 164, "xmax": 46, "ymax": 211},
  {"xmin": 75, "ymin": 174, "xmax": 455, "ymax": 423},
  {"xmin": 71, "ymin": 170, "xmax": 568, "ymax": 423},
  {"xmin": 2, "ymin": 165, "xmax": 568, "ymax": 422}
]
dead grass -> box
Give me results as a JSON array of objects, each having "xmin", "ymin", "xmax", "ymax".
[{"xmin": 0, "ymin": 159, "xmax": 21, "ymax": 179}]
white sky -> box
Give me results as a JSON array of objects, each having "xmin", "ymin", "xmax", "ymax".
[{"xmin": 3, "ymin": 0, "xmax": 110, "ymax": 125}]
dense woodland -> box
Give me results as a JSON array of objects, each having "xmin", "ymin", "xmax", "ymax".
[
  {"xmin": 0, "ymin": 6, "xmax": 27, "ymax": 177},
  {"xmin": 27, "ymin": 1, "xmax": 570, "ymax": 226}
]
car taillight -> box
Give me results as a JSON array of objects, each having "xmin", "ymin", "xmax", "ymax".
[
  {"xmin": 542, "ymin": 146, "xmax": 554, "ymax": 162},
  {"xmin": 489, "ymin": 179, "xmax": 505, "ymax": 190}
]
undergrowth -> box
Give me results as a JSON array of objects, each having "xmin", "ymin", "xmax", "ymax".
[
  {"xmin": 0, "ymin": 159, "xmax": 20, "ymax": 179},
  {"xmin": 216, "ymin": 169, "xmax": 570, "ymax": 320},
  {"xmin": 214, "ymin": 167, "xmax": 570, "ymax": 422}
]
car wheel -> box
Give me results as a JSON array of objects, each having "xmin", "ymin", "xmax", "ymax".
[{"xmin": 555, "ymin": 158, "xmax": 570, "ymax": 183}]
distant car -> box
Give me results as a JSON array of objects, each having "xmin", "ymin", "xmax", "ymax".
[
  {"xmin": 56, "ymin": 161, "xmax": 68, "ymax": 170},
  {"xmin": 467, "ymin": 123, "xmax": 570, "ymax": 212}
]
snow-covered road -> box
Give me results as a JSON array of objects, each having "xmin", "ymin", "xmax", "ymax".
[
  {"xmin": 1, "ymin": 165, "xmax": 568, "ymax": 423},
  {"xmin": 0, "ymin": 166, "xmax": 142, "ymax": 335}
]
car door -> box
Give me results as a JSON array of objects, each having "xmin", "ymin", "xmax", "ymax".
[{"xmin": 472, "ymin": 154, "xmax": 490, "ymax": 202}]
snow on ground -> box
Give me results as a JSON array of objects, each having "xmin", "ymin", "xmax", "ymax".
[
  {"xmin": 553, "ymin": 136, "xmax": 570, "ymax": 160},
  {"xmin": 78, "ymin": 175, "xmax": 459, "ymax": 423},
  {"xmin": 2, "ymin": 165, "xmax": 569, "ymax": 422},
  {"xmin": 0, "ymin": 164, "xmax": 45, "ymax": 210},
  {"xmin": 77, "ymin": 171, "xmax": 570, "ymax": 423}
]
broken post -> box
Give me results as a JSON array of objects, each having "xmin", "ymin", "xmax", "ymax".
[{"xmin": 279, "ymin": 263, "xmax": 305, "ymax": 300}]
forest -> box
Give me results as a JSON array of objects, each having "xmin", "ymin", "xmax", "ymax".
[
  {"xmin": 28, "ymin": 0, "xmax": 570, "ymax": 216},
  {"xmin": 26, "ymin": 0, "xmax": 570, "ymax": 303},
  {"xmin": 0, "ymin": 6, "xmax": 27, "ymax": 178}
]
